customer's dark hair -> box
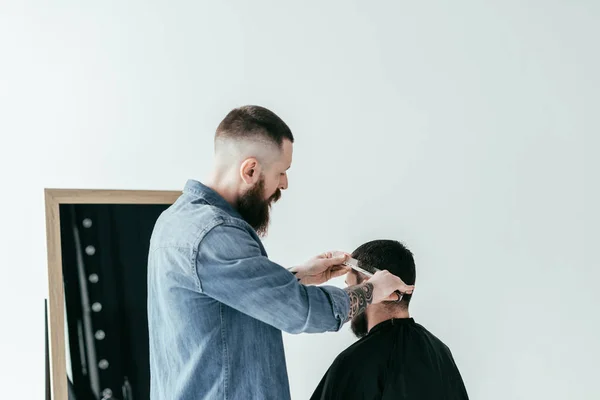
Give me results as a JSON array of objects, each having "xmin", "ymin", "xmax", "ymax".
[
  {"xmin": 352, "ymin": 240, "xmax": 416, "ymax": 309},
  {"xmin": 215, "ymin": 105, "xmax": 294, "ymax": 148}
]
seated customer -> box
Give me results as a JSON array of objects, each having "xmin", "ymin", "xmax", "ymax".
[{"xmin": 311, "ymin": 240, "xmax": 469, "ymax": 400}]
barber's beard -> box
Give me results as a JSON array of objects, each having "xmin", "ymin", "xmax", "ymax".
[
  {"xmin": 237, "ymin": 177, "xmax": 281, "ymax": 237},
  {"xmin": 351, "ymin": 312, "xmax": 369, "ymax": 338}
]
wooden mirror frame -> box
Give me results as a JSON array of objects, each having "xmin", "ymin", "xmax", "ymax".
[{"xmin": 44, "ymin": 189, "xmax": 181, "ymax": 400}]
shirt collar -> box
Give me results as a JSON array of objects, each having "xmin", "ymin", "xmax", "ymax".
[{"xmin": 183, "ymin": 179, "xmax": 242, "ymax": 219}]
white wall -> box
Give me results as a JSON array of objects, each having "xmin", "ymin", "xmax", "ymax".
[{"xmin": 1, "ymin": 1, "xmax": 598, "ymax": 399}]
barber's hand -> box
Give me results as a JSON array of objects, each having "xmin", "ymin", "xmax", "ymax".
[
  {"xmin": 368, "ymin": 270, "xmax": 415, "ymax": 304},
  {"xmin": 291, "ymin": 252, "xmax": 351, "ymax": 285}
]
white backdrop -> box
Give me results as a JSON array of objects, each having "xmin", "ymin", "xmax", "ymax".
[{"xmin": 1, "ymin": 1, "xmax": 598, "ymax": 399}]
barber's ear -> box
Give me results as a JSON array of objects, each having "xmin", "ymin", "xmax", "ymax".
[{"xmin": 240, "ymin": 158, "xmax": 261, "ymax": 184}]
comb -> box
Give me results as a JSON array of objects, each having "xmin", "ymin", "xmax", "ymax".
[{"xmin": 343, "ymin": 257, "xmax": 379, "ymax": 277}]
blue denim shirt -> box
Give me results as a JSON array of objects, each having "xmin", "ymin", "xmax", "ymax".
[{"xmin": 148, "ymin": 180, "xmax": 350, "ymax": 400}]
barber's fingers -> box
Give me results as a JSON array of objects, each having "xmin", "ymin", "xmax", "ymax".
[
  {"xmin": 315, "ymin": 252, "xmax": 332, "ymax": 259},
  {"xmin": 328, "ymin": 265, "xmax": 351, "ymax": 279},
  {"xmin": 317, "ymin": 251, "xmax": 347, "ymax": 259},
  {"xmin": 370, "ymin": 270, "xmax": 415, "ymax": 303},
  {"xmin": 315, "ymin": 251, "xmax": 349, "ymax": 266},
  {"xmin": 324, "ymin": 253, "xmax": 348, "ymax": 267},
  {"xmin": 402, "ymin": 285, "xmax": 415, "ymax": 294}
]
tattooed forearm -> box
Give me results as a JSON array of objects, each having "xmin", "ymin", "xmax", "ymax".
[{"xmin": 344, "ymin": 282, "xmax": 374, "ymax": 320}]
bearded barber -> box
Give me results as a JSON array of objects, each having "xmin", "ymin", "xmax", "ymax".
[{"xmin": 147, "ymin": 105, "xmax": 414, "ymax": 400}]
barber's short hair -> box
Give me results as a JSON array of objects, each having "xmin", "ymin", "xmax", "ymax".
[
  {"xmin": 352, "ymin": 240, "xmax": 416, "ymax": 309},
  {"xmin": 215, "ymin": 105, "xmax": 294, "ymax": 147}
]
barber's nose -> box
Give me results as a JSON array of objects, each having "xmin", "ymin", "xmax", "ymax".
[{"xmin": 280, "ymin": 174, "xmax": 288, "ymax": 190}]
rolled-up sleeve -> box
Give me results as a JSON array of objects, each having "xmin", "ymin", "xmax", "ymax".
[{"xmin": 195, "ymin": 222, "xmax": 350, "ymax": 334}]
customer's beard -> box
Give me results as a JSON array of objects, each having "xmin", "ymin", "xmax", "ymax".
[
  {"xmin": 237, "ymin": 177, "xmax": 281, "ymax": 237},
  {"xmin": 351, "ymin": 312, "xmax": 369, "ymax": 338}
]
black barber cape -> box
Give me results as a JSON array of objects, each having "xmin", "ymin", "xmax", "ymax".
[{"xmin": 310, "ymin": 318, "xmax": 469, "ymax": 400}]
